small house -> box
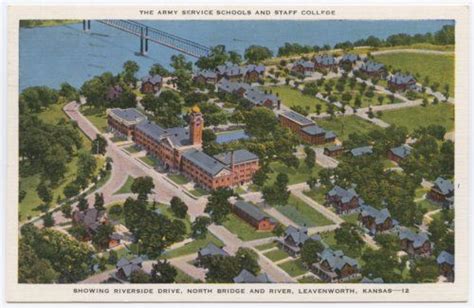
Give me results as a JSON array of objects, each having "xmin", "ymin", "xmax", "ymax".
[
  {"xmin": 387, "ymin": 73, "xmax": 417, "ymax": 91},
  {"xmin": 324, "ymin": 145, "xmax": 344, "ymax": 157},
  {"xmin": 349, "ymin": 146, "xmax": 373, "ymax": 157},
  {"xmin": 243, "ymin": 64, "xmax": 265, "ymax": 83},
  {"xmin": 195, "ymin": 243, "xmax": 229, "ymax": 267},
  {"xmin": 106, "ymin": 85, "xmax": 123, "ymax": 101},
  {"xmin": 359, "ymin": 61, "xmax": 385, "ymax": 77},
  {"xmin": 388, "ymin": 144, "xmax": 412, "ymax": 163},
  {"xmin": 359, "ymin": 204, "xmax": 394, "ymax": 235},
  {"xmin": 193, "ymin": 70, "xmax": 218, "ymax": 84},
  {"xmin": 397, "ymin": 227, "xmax": 432, "ymax": 256},
  {"xmin": 291, "ymin": 59, "xmax": 315, "ymax": 75},
  {"xmin": 112, "ymin": 257, "xmax": 144, "ymax": 282},
  {"xmin": 326, "ymin": 185, "xmax": 361, "ymax": 214},
  {"xmin": 277, "ymin": 225, "xmax": 323, "ymax": 257},
  {"xmin": 311, "ymin": 248, "xmax": 360, "ymax": 282},
  {"xmin": 140, "ymin": 74, "xmax": 163, "ymax": 94},
  {"xmin": 232, "ymin": 200, "xmax": 276, "ymax": 231},
  {"xmin": 314, "ymin": 54, "xmax": 337, "ymax": 69},
  {"xmin": 437, "ymin": 251, "xmax": 454, "ymax": 282},
  {"xmin": 72, "ymin": 208, "xmax": 108, "ymax": 237},
  {"xmin": 233, "ymin": 269, "xmax": 272, "ymax": 283},
  {"xmin": 427, "ymin": 177, "xmax": 454, "ymax": 209},
  {"xmin": 340, "ymin": 54, "xmax": 359, "ymax": 66}
]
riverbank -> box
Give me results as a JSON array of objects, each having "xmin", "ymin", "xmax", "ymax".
[{"xmin": 20, "ymin": 20, "xmax": 80, "ymax": 28}]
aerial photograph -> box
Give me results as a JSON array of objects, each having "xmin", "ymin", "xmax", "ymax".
[{"xmin": 18, "ymin": 19, "xmax": 455, "ymax": 284}]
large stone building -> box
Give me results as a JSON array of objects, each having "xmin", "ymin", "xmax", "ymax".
[
  {"xmin": 107, "ymin": 108, "xmax": 147, "ymax": 138},
  {"xmin": 278, "ymin": 110, "xmax": 336, "ymax": 145},
  {"xmin": 108, "ymin": 106, "xmax": 259, "ymax": 190}
]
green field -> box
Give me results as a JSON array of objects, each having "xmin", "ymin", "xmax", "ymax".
[
  {"xmin": 255, "ymin": 242, "xmax": 278, "ymax": 251},
  {"xmin": 380, "ymin": 103, "xmax": 454, "ymax": 133},
  {"xmin": 19, "ymin": 102, "xmax": 103, "ymax": 221},
  {"xmin": 374, "ymin": 52, "xmax": 455, "ymax": 97},
  {"xmin": 125, "ymin": 145, "xmax": 141, "ymax": 153},
  {"xmin": 317, "ymin": 115, "xmax": 378, "ymax": 141},
  {"xmin": 223, "ymin": 213, "xmax": 274, "ymax": 241},
  {"xmin": 80, "ymin": 106, "xmax": 108, "ymax": 133},
  {"xmin": 189, "ymin": 187, "xmax": 209, "ymax": 197},
  {"xmin": 139, "ymin": 155, "xmax": 160, "ymax": 167},
  {"xmin": 298, "ymin": 275, "xmax": 321, "ymax": 283},
  {"xmin": 274, "ymin": 195, "xmax": 333, "ymax": 227},
  {"xmin": 263, "ymin": 248, "xmax": 290, "ymax": 262},
  {"xmin": 417, "ymin": 199, "xmax": 440, "ymax": 212},
  {"xmin": 278, "ymin": 259, "xmax": 308, "ymax": 277},
  {"xmin": 114, "ymin": 176, "xmax": 135, "ymax": 195},
  {"xmin": 261, "ymin": 85, "xmax": 328, "ymax": 113},
  {"xmin": 168, "ymin": 174, "xmax": 190, "ymax": 185},
  {"xmin": 342, "ymin": 213, "xmax": 360, "ymax": 224},
  {"xmin": 163, "ymin": 233, "xmax": 224, "ymax": 259},
  {"xmin": 267, "ymin": 159, "xmax": 322, "ymax": 186},
  {"xmin": 303, "ymin": 187, "xmax": 327, "ymax": 204}
]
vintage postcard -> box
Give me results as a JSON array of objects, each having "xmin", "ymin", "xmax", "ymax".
[{"xmin": 5, "ymin": 3, "xmax": 470, "ymax": 303}]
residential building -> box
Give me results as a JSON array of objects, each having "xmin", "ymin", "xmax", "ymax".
[
  {"xmin": 311, "ymin": 248, "xmax": 360, "ymax": 282},
  {"xmin": 326, "ymin": 185, "xmax": 361, "ymax": 214},
  {"xmin": 340, "ymin": 54, "xmax": 359, "ymax": 66},
  {"xmin": 437, "ymin": 251, "xmax": 454, "ymax": 282},
  {"xmin": 109, "ymin": 232, "xmax": 123, "ymax": 249},
  {"xmin": 195, "ymin": 243, "xmax": 229, "ymax": 267},
  {"xmin": 427, "ymin": 177, "xmax": 454, "ymax": 209},
  {"xmin": 324, "ymin": 145, "xmax": 344, "ymax": 157},
  {"xmin": 140, "ymin": 74, "xmax": 163, "ymax": 94},
  {"xmin": 106, "ymin": 85, "xmax": 123, "ymax": 101},
  {"xmin": 314, "ymin": 54, "xmax": 337, "ymax": 69},
  {"xmin": 193, "ymin": 70, "xmax": 218, "ymax": 84},
  {"xmin": 388, "ymin": 73, "xmax": 417, "ymax": 91},
  {"xmin": 278, "ymin": 110, "xmax": 336, "ymax": 145},
  {"xmin": 277, "ymin": 225, "xmax": 323, "ymax": 257},
  {"xmin": 291, "ymin": 59, "xmax": 315, "ymax": 75},
  {"xmin": 215, "ymin": 63, "xmax": 265, "ymax": 82},
  {"xmin": 72, "ymin": 208, "xmax": 108, "ymax": 238},
  {"xmin": 349, "ymin": 146, "xmax": 373, "ymax": 157},
  {"xmin": 388, "ymin": 144, "xmax": 412, "ymax": 163},
  {"xmin": 397, "ymin": 227, "xmax": 432, "ymax": 256},
  {"xmin": 216, "ymin": 79, "xmax": 251, "ymax": 97},
  {"xmin": 359, "ymin": 61, "xmax": 385, "ymax": 77},
  {"xmin": 361, "ymin": 277, "xmax": 384, "ymax": 283},
  {"xmin": 231, "ymin": 200, "xmax": 276, "ymax": 231},
  {"xmin": 359, "ymin": 204, "xmax": 395, "ymax": 235},
  {"xmin": 243, "ymin": 88, "xmax": 280, "ymax": 109},
  {"xmin": 112, "ymin": 257, "xmax": 144, "ymax": 282},
  {"xmin": 243, "ymin": 64, "xmax": 266, "ymax": 83},
  {"xmin": 233, "ymin": 269, "xmax": 272, "ymax": 283},
  {"xmin": 107, "ymin": 108, "xmax": 146, "ymax": 138}
]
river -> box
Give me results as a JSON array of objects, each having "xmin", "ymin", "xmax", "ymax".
[{"xmin": 19, "ymin": 19, "xmax": 453, "ymax": 90}]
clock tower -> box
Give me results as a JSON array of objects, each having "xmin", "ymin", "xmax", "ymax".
[{"xmin": 189, "ymin": 105, "xmax": 203, "ymax": 146}]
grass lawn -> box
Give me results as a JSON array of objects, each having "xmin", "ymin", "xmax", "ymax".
[
  {"xmin": 267, "ymin": 159, "xmax": 322, "ymax": 186},
  {"xmin": 303, "ymin": 187, "xmax": 327, "ymax": 204},
  {"xmin": 139, "ymin": 155, "xmax": 159, "ymax": 167},
  {"xmin": 222, "ymin": 213, "xmax": 274, "ymax": 241},
  {"xmin": 261, "ymin": 85, "xmax": 328, "ymax": 114},
  {"xmin": 417, "ymin": 199, "xmax": 440, "ymax": 212},
  {"xmin": 80, "ymin": 106, "xmax": 108, "ymax": 133},
  {"xmin": 163, "ymin": 233, "xmax": 224, "ymax": 259},
  {"xmin": 125, "ymin": 145, "xmax": 141, "ymax": 153},
  {"xmin": 415, "ymin": 187, "xmax": 429, "ymax": 199},
  {"xmin": 317, "ymin": 115, "xmax": 379, "ymax": 142},
  {"xmin": 383, "ymin": 159, "xmax": 397, "ymax": 169},
  {"xmin": 298, "ymin": 275, "xmax": 322, "ymax": 283},
  {"xmin": 342, "ymin": 213, "xmax": 360, "ymax": 224},
  {"xmin": 278, "ymin": 259, "xmax": 308, "ymax": 277},
  {"xmin": 380, "ymin": 103, "xmax": 454, "ymax": 133},
  {"xmin": 111, "ymin": 135, "xmax": 127, "ymax": 143},
  {"xmin": 255, "ymin": 242, "xmax": 278, "ymax": 251},
  {"xmin": 263, "ymin": 248, "xmax": 290, "ymax": 262},
  {"xmin": 234, "ymin": 186, "xmax": 246, "ymax": 195},
  {"xmin": 175, "ymin": 268, "xmax": 199, "ymax": 283},
  {"xmin": 374, "ymin": 52, "xmax": 455, "ymax": 97},
  {"xmin": 168, "ymin": 174, "xmax": 190, "ymax": 185},
  {"xmin": 189, "ymin": 187, "xmax": 209, "ymax": 197},
  {"xmin": 114, "ymin": 176, "xmax": 135, "ymax": 195},
  {"xmin": 274, "ymin": 195, "xmax": 333, "ymax": 227}
]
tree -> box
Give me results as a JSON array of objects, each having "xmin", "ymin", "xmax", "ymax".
[
  {"xmin": 108, "ymin": 250, "xmax": 118, "ymax": 264},
  {"xmin": 202, "ymin": 129, "xmax": 217, "ymax": 145},
  {"xmin": 77, "ymin": 194, "xmax": 89, "ymax": 211},
  {"xmin": 36, "ymin": 183, "xmax": 52, "ymax": 205},
  {"xmin": 205, "ymin": 188, "xmax": 234, "ymax": 224},
  {"xmin": 244, "ymin": 107, "xmax": 278, "ymax": 139},
  {"xmin": 300, "ymin": 239, "xmax": 325, "ymax": 266},
  {"xmin": 130, "ymin": 269, "xmax": 151, "ymax": 283},
  {"xmin": 18, "ymin": 240, "xmax": 59, "ymax": 283},
  {"xmin": 191, "ymin": 216, "xmax": 211, "ymax": 239},
  {"xmin": 91, "ymin": 134, "xmax": 107, "ymax": 155},
  {"xmin": 43, "ymin": 213, "xmax": 55, "ymax": 227},
  {"xmin": 122, "ymin": 60, "xmax": 139, "ymax": 84},
  {"xmin": 20, "ymin": 86, "xmax": 59, "ymax": 112},
  {"xmin": 334, "ymin": 223, "xmax": 364, "ymax": 257},
  {"xmin": 235, "ymin": 247, "xmax": 260, "ymax": 275},
  {"xmin": 142, "ymin": 90, "xmax": 183, "ymax": 128},
  {"xmin": 409, "ymin": 258, "xmax": 439, "ymax": 282},
  {"xmin": 149, "ymin": 63, "xmax": 170, "ymax": 77},
  {"xmin": 244, "ymin": 45, "xmax": 273, "ymax": 64},
  {"xmin": 304, "ymin": 146, "xmax": 316, "ymax": 169},
  {"xmin": 361, "ymin": 248, "xmax": 402, "ymax": 283},
  {"xmin": 59, "ymin": 82, "xmax": 80, "ymax": 102},
  {"xmin": 306, "ymin": 176, "xmax": 318, "ymax": 189},
  {"xmin": 262, "ymin": 173, "xmax": 290, "ymax": 205},
  {"xmin": 170, "ymin": 54, "xmax": 192, "ymax": 72},
  {"xmin": 170, "ymin": 196, "xmax": 188, "ymax": 219},
  {"xmin": 150, "ymin": 259, "xmax": 178, "ymax": 283},
  {"xmin": 61, "ymin": 204, "xmax": 72, "ymax": 218},
  {"xmin": 131, "ymin": 176, "xmax": 155, "ymax": 200},
  {"xmin": 92, "ymin": 223, "xmax": 114, "ymax": 249},
  {"xmin": 252, "ymin": 168, "xmax": 268, "ymax": 187},
  {"xmin": 94, "ymin": 193, "xmax": 105, "ymax": 211},
  {"xmin": 77, "ymin": 150, "xmax": 97, "ymax": 184}
]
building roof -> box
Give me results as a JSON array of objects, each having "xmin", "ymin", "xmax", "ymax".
[
  {"xmin": 398, "ymin": 227, "xmax": 430, "ymax": 248},
  {"xmin": 283, "ymin": 225, "xmax": 322, "ymax": 247},
  {"xmin": 141, "ymin": 74, "xmax": 162, "ymax": 85},
  {"xmin": 350, "ymin": 146, "xmax": 373, "ymax": 156},
  {"xmin": 325, "ymin": 131, "xmax": 337, "ymax": 140},
  {"xmin": 388, "ymin": 73, "xmax": 416, "ymax": 85},
  {"xmin": 182, "ymin": 149, "xmax": 228, "ymax": 176},
  {"xmin": 361, "ymin": 61, "xmax": 385, "ymax": 73},
  {"xmin": 198, "ymin": 243, "xmax": 229, "ymax": 258},
  {"xmin": 328, "ymin": 185, "xmax": 359, "ymax": 203},
  {"xmin": 325, "ymin": 145, "xmax": 344, "ymax": 152},
  {"xmin": 233, "ymin": 269, "xmax": 272, "ymax": 283},
  {"xmin": 109, "ymin": 108, "xmax": 146, "ymax": 123},
  {"xmin": 195, "ymin": 70, "xmax": 218, "ymax": 79},
  {"xmin": 361, "ymin": 277, "xmax": 384, "ymax": 283},
  {"xmin": 216, "ymin": 79, "xmax": 251, "ymax": 93},
  {"xmin": 315, "ymin": 54, "xmax": 337, "ymax": 66},
  {"xmin": 437, "ymin": 251, "xmax": 454, "ymax": 265},
  {"xmin": 293, "ymin": 59, "xmax": 315, "ymax": 69},
  {"xmin": 280, "ymin": 110, "xmax": 314, "ymax": 126},
  {"xmin": 116, "ymin": 257, "xmax": 143, "ymax": 278},
  {"xmin": 433, "ymin": 177, "xmax": 454, "ymax": 196},
  {"xmin": 390, "ymin": 144, "xmax": 412, "ymax": 159},
  {"xmin": 341, "ymin": 54, "xmax": 359, "ymax": 63},
  {"xmin": 233, "ymin": 200, "xmax": 273, "ymax": 223},
  {"xmin": 216, "ymin": 63, "xmax": 265, "ymax": 77},
  {"xmin": 360, "ymin": 204, "xmax": 391, "ymax": 224},
  {"xmin": 244, "ymin": 64, "xmax": 266, "ymax": 74},
  {"xmin": 301, "ymin": 125, "xmax": 326, "ymax": 136},
  {"xmin": 319, "ymin": 248, "xmax": 358, "ymax": 271},
  {"xmin": 243, "ymin": 88, "xmax": 279, "ymax": 107},
  {"xmin": 136, "ymin": 120, "xmax": 191, "ymax": 148},
  {"xmin": 215, "ymin": 130, "xmax": 250, "ymax": 144},
  {"xmin": 213, "ymin": 149, "xmax": 259, "ymax": 166},
  {"xmin": 73, "ymin": 208, "xmax": 106, "ymax": 231}
]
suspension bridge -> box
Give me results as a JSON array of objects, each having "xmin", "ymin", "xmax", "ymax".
[{"xmin": 82, "ymin": 19, "xmax": 211, "ymax": 58}]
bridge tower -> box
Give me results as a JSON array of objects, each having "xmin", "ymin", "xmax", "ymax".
[
  {"xmin": 82, "ymin": 20, "xmax": 91, "ymax": 32},
  {"xmin": 139, "ymin": 26, "xmax": 149, "ymax": 56}
]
